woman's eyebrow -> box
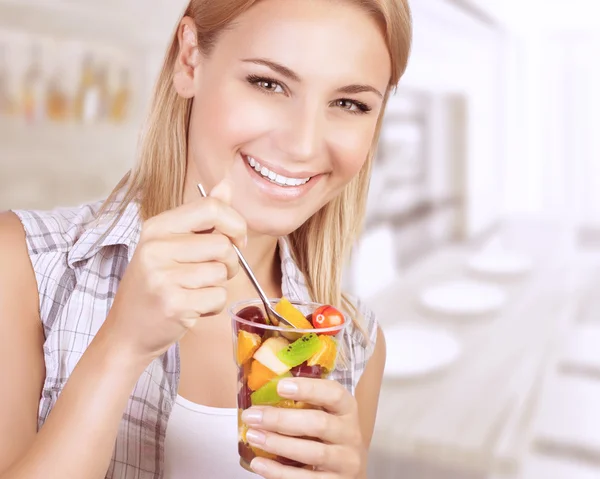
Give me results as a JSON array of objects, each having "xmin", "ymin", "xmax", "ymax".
[
  {"xmin": 241, "ymin": 58, "xmax": 301, "ymax": 82},
  {"xmin": 336, "ymin": 84, "xmax": 383, "ymax": 98}
]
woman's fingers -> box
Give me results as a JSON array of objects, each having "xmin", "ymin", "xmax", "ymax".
[
  {"xmin": 242, "ymin": 407, "xmax": 346, "ymax": 445},
  {"xmin": 246, "ymin": 430, "xmax": 353, "ymax": 474},
  {"xmin": 276, "ymin": 378, "xmax": 357, "ymax": 416},
  {"xmin": 139, "ymin": 233, "xmax": 239, "ymax": 279},
  {"xmin": 142, "ymin": 196, "xmax": 247, "ymax": 249},
  {"xmin": 250, "ymin": 457, "xmax": 337, "ymax": 479},
  {"xmin": 169, "ymin": 262, "xmax": 230, "ymax": 289},
  {"xmin": 165, "ymin": 285, "xmax": 228, "ymax": 321}
]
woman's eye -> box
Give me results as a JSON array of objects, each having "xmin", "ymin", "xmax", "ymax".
[
  {"xmin": 247, "ymin": 75, "xmax": 285, "ymax": 94},
  {"xmin": 333, "ymin": 99, "xmax": 371, "ymax": 114}
]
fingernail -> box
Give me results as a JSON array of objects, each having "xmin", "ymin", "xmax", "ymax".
[
  {"xmin": 242, "ymin": 408, "xmax": 263, "ymax": 425},
  {"xmin": 246, "ymin": 429, "xmax": 266, "ymax": 445},
  {"xmin": 251, "ymin": 459, "xmax": 268, "ymax": 474},
  {"xmin": 278, "ymin": 379, "xmax": 298, "ymax": 396}
]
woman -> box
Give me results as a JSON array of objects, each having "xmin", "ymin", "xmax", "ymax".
[{"xmin": 0, "ymin": 0, "xmax": 411, "ymax": 478}]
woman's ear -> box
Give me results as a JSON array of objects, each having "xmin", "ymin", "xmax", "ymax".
[{"xmin": 173, "ymin": 16, "xmax": 201, "ymax": 99}]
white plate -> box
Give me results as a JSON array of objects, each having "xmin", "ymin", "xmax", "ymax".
[
  {"xmin": 383, "ymin": 325, "xmax": 462, "ymax": 379},
  {"xmin": 419, "ymin": 280, "xmax": 507, "ymax": 317},
  {"xmin": 467, "ymin": 251, "xmax": 533, "ymax": 278}
]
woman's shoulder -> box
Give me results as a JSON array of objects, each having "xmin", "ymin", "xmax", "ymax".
[{"xmin": 0, "ymin": 210, "xmax": 30, "ymax": 259}]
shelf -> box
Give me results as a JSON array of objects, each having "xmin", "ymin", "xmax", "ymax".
[{"xmin": 0, "ymin": 116, "xmax": 139, "ymax": 168}]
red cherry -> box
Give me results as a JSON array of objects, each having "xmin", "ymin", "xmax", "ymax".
[{"xmin": 311, "ymin": 305, "xmax": 345, "ymax": 335}]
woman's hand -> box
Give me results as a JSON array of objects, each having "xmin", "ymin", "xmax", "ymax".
[
  {"xmin": 241, "ymin": 378, "xmax": 367, "ymax": 479},
  {"xmin": 99, "ymin": 179, "xmax": 246, "ymax": 368}
]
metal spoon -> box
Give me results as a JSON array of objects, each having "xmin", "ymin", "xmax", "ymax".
[{"xmin": 196, "ymin": 183, "xmax": 294, "ymax": 329}]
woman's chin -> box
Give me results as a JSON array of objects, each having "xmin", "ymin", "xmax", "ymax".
[{"xmin": 244, "ymin": 212, "xmax": 309, "ymax": 239}]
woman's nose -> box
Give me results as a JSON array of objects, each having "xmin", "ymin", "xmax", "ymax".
[{"xmin": 276, "ymin": 101, "xmax": 326, "ymax": 163}]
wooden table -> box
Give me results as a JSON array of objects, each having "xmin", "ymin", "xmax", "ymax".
[{"xmin": 366, "ymin": 219, "xmax": 581, "ymax": 478}]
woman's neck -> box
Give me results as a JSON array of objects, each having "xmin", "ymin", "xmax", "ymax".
[{"xmin": 227, "ymin": 232, "xmax": 282, "ymax": 301}]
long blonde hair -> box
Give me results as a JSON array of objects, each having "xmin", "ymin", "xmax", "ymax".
[{"xmin": 105, "ymin": 0, "xmax": 412, "ymax": 334}]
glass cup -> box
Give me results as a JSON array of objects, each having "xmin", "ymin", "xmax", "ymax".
[{"xmin": 230, "ymin": 298, "xmax": 349, "ymax": 473}]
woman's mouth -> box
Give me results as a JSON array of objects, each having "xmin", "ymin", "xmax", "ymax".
[
  {"xmin": 240, "ymin": 153, "xmax": 322, "ymax": 201},
  {"xmin": 243, "ymin": 154, "xmax": 313, "ymax": 187}
]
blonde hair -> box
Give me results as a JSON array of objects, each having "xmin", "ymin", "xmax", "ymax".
[{"xmin": 105, "ymin": 0, "xmax": 412, "ymax": 335}]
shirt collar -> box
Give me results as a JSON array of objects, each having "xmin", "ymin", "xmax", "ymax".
[{"xmin": 67, "ymin": 199, "xmax": 141, "ymax": 267}]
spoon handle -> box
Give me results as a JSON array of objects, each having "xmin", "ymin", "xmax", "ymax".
[
  {"xmin": 231, "ymin": 243, "xmax": 272, "ymax": 308},
  {"xmin": 196, "ymin": 183, "xmax": 278, "ymax": 323}
]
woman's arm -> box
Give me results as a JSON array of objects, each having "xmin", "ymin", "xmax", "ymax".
[
  {"xmin": 355, "ymin": 326, "xmax": 387, "ymax": 447},
  {"xmin": 1, "ymin": 185, "xmax": 247, "ymax": 479},
  {"xmin": 0, "ymin": 212, "xmax": 148, "ymax": 479},
  {"xmin": 0, "ymin": 212, "xmax": 45, "ymax": 473}
]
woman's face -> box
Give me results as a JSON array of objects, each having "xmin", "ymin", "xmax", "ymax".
[{"xmin": 182, "ymin": 0, "xmax": 391, "ymax": 236}]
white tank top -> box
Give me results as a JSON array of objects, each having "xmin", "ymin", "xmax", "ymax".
[{"xmin": 164, "ymin": 395, "xmax": 258, "ymax": 479}]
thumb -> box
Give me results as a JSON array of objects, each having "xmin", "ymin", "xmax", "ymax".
[{"xmin": 209, "ymin": 177, "xmax": 233, "ymax": 205}]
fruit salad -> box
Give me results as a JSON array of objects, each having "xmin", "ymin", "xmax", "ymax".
[{"xmin": 231, "ymin": 297, "xmax": 347, "ymax": 472}]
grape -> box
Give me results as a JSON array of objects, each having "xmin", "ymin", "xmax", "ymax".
[
  {"xmin": 290, "ymin": 362, "xmax": 324, "ymax": 378},
  {"xmin": 236, "ymin": 306, "xmax": 267, "ymax": 335},
  {"xmin": 239, "ymin": 442, "xmax": 255, "ymax": 464},
  {"xmin": 277, "ymin": 456, "xmax": 308, "ymax": 468},
  {"xmin": 237, "ymin": 382, "xmax": 252, "ymax": 410}
]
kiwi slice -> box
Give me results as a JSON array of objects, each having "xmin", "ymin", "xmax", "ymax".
[
  {"xmin": 250, "ymin": 373, "xmax": 292, "ymax": 406},
  {"xmin": 276, "ymin": 333, "xmax": 321, "ymax": 368}
]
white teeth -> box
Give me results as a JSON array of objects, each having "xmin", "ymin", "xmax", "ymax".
[
  {"xmin": 275, "ymin": 174, "xmax": 287, "ymax": 184},
  {"xmin": 245, "ymin": 156, "xmax": 311, "ymax": 186}
]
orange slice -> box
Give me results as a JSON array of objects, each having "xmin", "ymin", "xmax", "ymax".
[
  {"xmin": 237, "ymin": 331, "xmax": 262, "ymax": 366},
  {"xmin": 247, "ymin": 359, "xmax": 278, "ymax": 391},
  {"xmin": 251, "ymin": 447, "xmax": 277, "ymax": 460},
  {"xmin": 275, "ymin": 298, "xmax": 313, "ymax": 329},
  {"xmin": 307, "ymin": 335, "xmax": 337, "ymax": 371},
  {"xmin": 275, "ymin": 297, "xmax": 313, "ymax": 340}
]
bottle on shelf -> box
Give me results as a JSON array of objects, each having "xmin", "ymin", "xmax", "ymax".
[
  {"xmin": 46, "ymin": 66, "xmax": 69, "ymax": 122},
  {"xmin": 21, "ymin": 44, "xmax": 46, "ymax": 124},
  {"xmin": 96, "ymin": 63, "xmax": 110, "ymax": 121},
  {"xmin": 74, "ymin": 54, "xmax": 102, "ymax": 124},
  {"xmin": 110, "ymin": 66, "xmax": 131, "ymax": 123},
  {"xmin": 0, "ymin": 43, "xmax": 12, "ymax": 116}
]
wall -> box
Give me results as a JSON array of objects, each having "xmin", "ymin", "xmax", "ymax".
[
  {"xmin": 347, "ymin": 0, "xmax": 508, "ymax": 298},
  {"xmin": 502, "ymin": 29, "xmax": 600, "ymax": 229},
  {"xmin": 391, "ymin": 0, "xmax": 507, "ymax": 238}
]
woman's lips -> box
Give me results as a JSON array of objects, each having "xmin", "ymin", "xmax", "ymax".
[{"xmin": 241, "ymin": 153, "xmax": 322, "ymax": 201}]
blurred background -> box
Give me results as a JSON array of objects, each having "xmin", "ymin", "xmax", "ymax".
[{"xmin": 1, "ymin": 0, "xmax": 600, "ymax": 478}]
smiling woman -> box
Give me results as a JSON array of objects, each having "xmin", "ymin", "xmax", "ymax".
[{"xmin": 0, "ymin": 1, "xmax": 412, "ymax": 479}]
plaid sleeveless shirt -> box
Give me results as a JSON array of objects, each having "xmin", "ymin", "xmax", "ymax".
[{"xmin": 12, "ymin": 199, "xmax": 378, "ymax": 479}]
